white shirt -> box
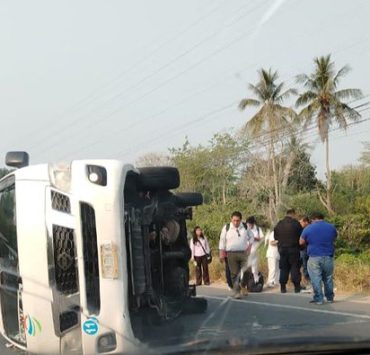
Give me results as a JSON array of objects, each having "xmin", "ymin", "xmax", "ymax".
[
  {"xmin": 219, "ymin": 223, "xmax": 253, "ymax": 252},
  {"xmin": 189, "ymin": 237, "xmax": 210, "ymax": 258},
  {"xmin": 265, "ymin": 231, "xmax": 280, "ymax": 259},
  {"xmin": 248, "ymin": 224, "xmax": 264, "ymax": 254}
]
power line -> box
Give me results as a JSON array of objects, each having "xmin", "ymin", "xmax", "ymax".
[
  {"xmin": 113, "ymin": 102, "xmax": 237, "ymax": 160},
  {"xmin": 111, "ymin": 99, "xmax": 370, "ymax": 162},
  {"xmin": 246, "ymin": 106, "xmax": 370, "ymax": 155},
  {"xmin": 5, "ymin": 0, "xmax": 229, "ymax": 149},
  {"xmin": 24, "ymin": 0, "xmax": 268, "ymax": 154},
  {"xmin": 26, "ymin": 11, "xmax": 370, "ymax": 158},
  {"xmin": 32, "ymin": 15, "xmax": 269, "ymax": 157},
  {"xmin": 57, "ymin": 64, "xmax": 258, "ymax": 160}
]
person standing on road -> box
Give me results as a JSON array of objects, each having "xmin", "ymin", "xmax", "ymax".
[
  {"xmin": 219, "ymin": 211, "xmax": 253, "ymax": 299},
  {"xmin": 300, "ymin": 212, "xmax": 337, "ymax": 305},
  {"xmin": 274, "ymin": 209, "xmax": 303, "ymax": 293},
  {"xmin": 265, "ymin": 230, "xmax": 280, "ymax": 287},
  {"xmin": 190, "ymin": 226, "xmax": 211, "ymax": 286},
  {"xmin": 299, "ymin": 216, "xmax": 311, "ymax": 292},
  {"xmin": 246, "ymin": 216, "xmax": 264, "ymax": 283}
]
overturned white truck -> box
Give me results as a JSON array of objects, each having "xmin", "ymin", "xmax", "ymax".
[{"xmin": 0, "ymin": 152, "xmax": 206, "ymax": 354}]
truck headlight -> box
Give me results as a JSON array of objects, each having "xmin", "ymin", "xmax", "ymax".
[
  {"xmin": 87, "ymin": 165, "xmax": 107, "ymax": 186},
  {"xmin": 49, "ymin": 162, "xmax": 72, "ymax": 192}
]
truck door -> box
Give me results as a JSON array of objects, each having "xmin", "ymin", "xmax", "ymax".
[{"xmin": 0, "ymin": 176, "xmax": 25, "ymax": 345}]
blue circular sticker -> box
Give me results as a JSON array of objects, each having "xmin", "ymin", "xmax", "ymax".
[{"xmin": 82, "ymin": 317, "xmax": 99, "ymax": 336}]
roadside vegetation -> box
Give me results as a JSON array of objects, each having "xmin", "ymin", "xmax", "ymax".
[{"xmin": 137, "ymin": 55, "xmax": 370, "ymax": 292}]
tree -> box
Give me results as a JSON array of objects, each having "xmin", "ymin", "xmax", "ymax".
[
  {"xmin": 359, "ymin": 141, "xmax": 370, "ymax": 166},
  {"xmin": 287, "ymin": 143, "xmax": 318, "ymax": 194},
  {"xmin": 170, "ymin": 134, "xmax": 248, "ymax": 204},
  {"xmin": 295, "ymin": 54, "xmax": 362, "ymax": 215},
  {"xmin": 238, "ymin": 68, "xmax": 297, "ymax": 222},
  {"xmin": 208, "ymin": 133, "xmax": 248, "ymax": 204}
]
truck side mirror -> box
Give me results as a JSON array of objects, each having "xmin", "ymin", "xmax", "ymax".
[{"xmin": 5, "ymin": 151, "xmax": 29, "ymax": 168}]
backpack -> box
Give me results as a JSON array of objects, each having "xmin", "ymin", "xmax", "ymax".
[
  {"xmin": 225, "ymin": 222, "xmax": 248, "ymax": 232},
  {"xmin": 241, "ymin": 270, "xmax": 264, "ymax": 293}
]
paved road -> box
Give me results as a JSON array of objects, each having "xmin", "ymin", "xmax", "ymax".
[
  {"xmin": 140, "ymin": 286, "xmax": 370, "ymax": 353},
  {"xmin": 1, "ymin": 286, "xmax": 370, "ymax": 353}
]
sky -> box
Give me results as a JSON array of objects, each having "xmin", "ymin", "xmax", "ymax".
[{"xmin": 1, "ymin": 0, "xmax": 370, "ymax": 179}]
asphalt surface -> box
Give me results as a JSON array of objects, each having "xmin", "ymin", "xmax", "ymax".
[
  {"xmin": 1, "ymin": 285, "xmax": 370, "ymax": 354},
  {"xmin": 145, "ymin": 285, "xmax": 370, "ymax": 353}
]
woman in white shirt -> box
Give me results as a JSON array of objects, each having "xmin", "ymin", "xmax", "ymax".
[
  {"xmin": 190, "ymin": 226, "xmax": 211, "ymax": 285},
  {"xmin": 246, "ymin": 216, "xmax": 264, "ymax": 284},
  {"xmin": 265, "ymin": 230, "xmax": 280, "ymax": 287}
]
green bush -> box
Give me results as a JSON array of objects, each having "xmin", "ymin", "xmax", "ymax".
[
  {"xmin": 329, "ymin": 214, "xmax": 370, "ymax": 252},
  {"xmin": 189, "ymin": 200, "xmax": 255, "ymax": 249}
]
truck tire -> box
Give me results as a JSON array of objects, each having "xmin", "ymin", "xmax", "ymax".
[
  {"xmin": 138, "ymin": 167, "xmax": 180, "ymax": 190},
  {"xmin": 175, "ymin": 192, "xmax": 203, "ymax": 207}
]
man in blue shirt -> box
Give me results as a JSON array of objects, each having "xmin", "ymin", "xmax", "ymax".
[{"xmin": 299, "ymin": 212, "xmax": 337, "ymax": 305}]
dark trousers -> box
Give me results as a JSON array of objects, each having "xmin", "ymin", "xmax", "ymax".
[
  {"xmin": 300, "ymin": 249, "xmax": 310, "ymax": 282},
  {"xmin": 225, "ymin": 258, "xmax": 233, "ymax": 288},
  {"xmin": 194, "ymin": 255, "xmax": 210, "ymax": 285},
  {"xmin": 279, "ymin": 247, "xmax": 301, "ymax": 287},
  {"xmin": 227, "ymin": 251, "xmax": 247, "ymax": 291}
]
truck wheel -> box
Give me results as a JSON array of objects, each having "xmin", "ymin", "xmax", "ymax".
[
  {"xmin": 165, "ymin": 266, "xmax": 188, "ymax": 297},
  {"xmin": 181, "ymin": 297, "xmax": 208, "ymax": 314},
  {"xmin": 175, "ymin": 192, "xmax": 203, "ymax": 207},
  {"xmin": 138, "ymin": 167, "xmax": 180, "ymax": 190}
]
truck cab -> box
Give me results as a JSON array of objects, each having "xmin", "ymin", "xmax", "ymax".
[{"xmin": 0, "ymin": 152, "xmax": 206, "ymax": 354}]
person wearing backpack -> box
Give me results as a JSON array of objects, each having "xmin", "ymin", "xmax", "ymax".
[
  {"xmin": 246, "ymin": 216, "xmax": 264, "ymax": 284},
  {"xmin": 219, "ymin": 211, "xmax": 253, "ymax": 299},
  {"xmin": 190, "ymin": 226, "xmax": 211, "ymax": 286}
]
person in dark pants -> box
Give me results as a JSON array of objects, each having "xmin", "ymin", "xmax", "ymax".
[
  {"xmin": 219, "ymin": 211, "xmax": 253, "ymax": 298},
  {"xmin": 299, "ymin": 216, "xmax": 311, "ymax": 290},
  {"xmin": 274, "ymin": 209, "xmax": 303, "ymax": 293},
  {"xmin": 189, "ymin": 226, "xmax": 210, "ymax": 285},
  {"xmin": 224, "ymin": 258, "xmax": 233, "ymax": 289}
]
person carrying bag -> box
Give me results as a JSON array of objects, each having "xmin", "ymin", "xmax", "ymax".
[{"xmin": 190, "ymin": 226, "xmax": 211, "ymax": 285}]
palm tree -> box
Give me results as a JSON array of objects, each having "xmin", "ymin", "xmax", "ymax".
[
  {"xmin": 295, "ymin": 55, "xmax": 363, "ymax": 215},
  {"xmin": 239, "ymin": 68, "xmax": 297, "ymax": 222}
]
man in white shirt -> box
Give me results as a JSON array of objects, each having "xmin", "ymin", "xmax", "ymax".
[
  {"xmin": 246, "ymin": 216, "xmax": 264, "ymax": 283},
  {"xmin": 219, "ymin": 211, "xmax": 253, "ymax": 298}
]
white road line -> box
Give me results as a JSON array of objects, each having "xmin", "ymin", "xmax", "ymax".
[{"xmin": 204, "ymin": 295, "xmax": 370, "ymax": 320}]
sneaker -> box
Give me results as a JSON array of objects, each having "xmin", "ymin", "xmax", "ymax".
[
  {"xmin": 301, "ymin": 287, "xmax": 313, "ymax": 294},
  {"xmin": 327, "ymin": 299, "xmax": 334, "ymax": 303},
  {"xmin": 309, "ymin": 300, "xmax": 323, "ymax": 305},
  {"xmin": 294, "ymin": 287, "xmax": 301, "ymax": 293},
  {"xmin": 233, "ymin": 292, "xmax": 241, "ymax": 299},
  {"xmin": 281, "ymin": 286, "xmax": 287, "ymax": 294}
]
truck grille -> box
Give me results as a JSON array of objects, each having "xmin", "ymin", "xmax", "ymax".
[
  {"xmin": 51, "ymin": 190, "xmax": 71, "ymax": 213},
  {"xmin": 80, "ymin": 203, "xmax": 100, "ymax": 314},
  {"xmin": 53, "ymin": 225, "xmax": 78, "ymax": 294},
  {"xmin": 59, "ymin": 311, "xmax": 78, "ymax": 333}
]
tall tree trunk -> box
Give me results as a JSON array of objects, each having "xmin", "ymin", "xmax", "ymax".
[
  {"xmin": 222, "ymin": 181, "xmax": 226, "ymax": 205},
  {"xmin": 281, "ymin": 149, "xmax": 296, "ymax": 192},
  {"xmin": 325, "ymin": 135, "xmax": 334, "ymax": 215},
  {"xmin": 270, "ymin": 138, "xmax": 280, "ymax": 215}
]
